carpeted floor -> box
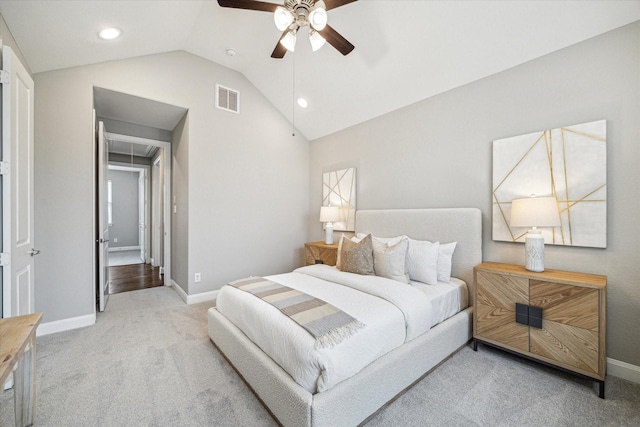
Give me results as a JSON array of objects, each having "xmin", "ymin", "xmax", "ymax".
[{"xmin": 2, "ymin": 286, "xmax": 639, "ymax": 426}]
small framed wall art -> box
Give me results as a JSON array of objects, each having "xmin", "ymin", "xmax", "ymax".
[{"xmin": 322, "ymin": 167, "xmax": 356, "ymax": 232}]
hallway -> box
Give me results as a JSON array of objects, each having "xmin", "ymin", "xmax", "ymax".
[{"xmin": 109, "ymin": 263, "xmax": 164, "ymax": 294}]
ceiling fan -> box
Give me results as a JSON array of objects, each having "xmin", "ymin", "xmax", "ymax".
[{"xmin": 217, "ymin": 0, "xmax": 357, "ymax": 58}]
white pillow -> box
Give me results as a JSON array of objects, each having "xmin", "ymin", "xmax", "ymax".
[
  {"xmin": 406, "ymin": 238, "xmax": 440, "ymax": 285},
  {"xmin": 437, "ymin": 242, "xmax": 457, "ymax": 282},
  {"xmin": 371, "ymin": 237, "xmax": 410, "ymax": 283},
  {"xmin": 356, "ymin": 233, "xmax": 405, "ymax": 246}
]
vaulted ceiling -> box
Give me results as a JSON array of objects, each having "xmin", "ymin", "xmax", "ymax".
[{"xmin": 1, "ymin": 1, "xmax": 638, "ymax": 140}]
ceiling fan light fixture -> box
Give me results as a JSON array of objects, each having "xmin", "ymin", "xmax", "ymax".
[
  {"xmin": 280, "ymin": 30, "xmax": 297, "ymax": 52},
  {"xmin": 309, "ymin": 30, "xmax": 326, "ymax": 51},
  {"xmin": 309, "ymin": 7, "xmax": 327, "ymax": 31},
  {"xmin": 274, "ymin": 7, "xmax": 294, "ymax": 31}
]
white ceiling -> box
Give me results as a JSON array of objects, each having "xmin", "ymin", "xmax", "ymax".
[{"xmin": 1, "ymin": 1, "xmax": 639, "ymax": 140}]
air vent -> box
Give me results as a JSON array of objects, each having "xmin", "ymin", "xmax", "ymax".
[{"xmin": 216, "ymin": 84, "xmax": 240, "ymax": 114}]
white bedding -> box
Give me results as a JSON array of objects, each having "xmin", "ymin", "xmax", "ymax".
[
  {"xmin": 413, "ymin": 277, "xmax": 469, "ymax": 326},
  {"xmin": 215, "ymin": 264, "xmax": 466, "ymax": 393}
]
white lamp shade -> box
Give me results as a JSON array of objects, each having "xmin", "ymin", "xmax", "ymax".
[
  {"xmin": 274, "ymin": 7, "xmax": 294, "ymax": 31},
  {"xmin": 319, "ymin": 206, "xmax": 341, "ymax": 223},
  {"xmin": 309, "ymin": 30, "xmax": 326, "ymax": 51},
  {"xmin": 309, "ymin": 6, "xmax": 327, "ymax": 31},
  {"xmin": 280, "ymin": 30, "xmax": 297, "ymax": 52},
  {"xmin": 510, "ymin": 196, "xmax": 560, "ymax": 228}
]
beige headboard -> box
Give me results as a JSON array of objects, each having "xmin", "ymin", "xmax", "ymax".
[{"xmin": 355, "ymin": 208, "xmax": 482, "ymax": 303}]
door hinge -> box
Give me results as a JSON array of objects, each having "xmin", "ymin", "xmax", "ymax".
[
  {"xmin": 0, "ymin": 161, "xmax": 9, "ymax": 175},
  {"xmin": 0, "ymin": 70, "xmax": 9, "ymax": 85},
  {"xmin": 0, "ymin": 252, "xmax": 10, "ymax": 266}
]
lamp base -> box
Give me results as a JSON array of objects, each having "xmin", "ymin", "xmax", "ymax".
[
  {"xmin": 325, "ymin": 222, "xmax": 334, "ymax": 245},
  {"xmin": 524, "ymin": 230, "xmax": 545, "ymax": 272}
]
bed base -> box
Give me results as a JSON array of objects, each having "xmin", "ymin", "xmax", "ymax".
[{"xmin": 208, "ymin": 306, "xmax": 472, "ymax": 427}]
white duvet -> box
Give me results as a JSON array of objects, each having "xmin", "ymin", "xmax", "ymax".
[{"xmin": 215, "ymin": 264, "xmax": 435, "ymax": 393}]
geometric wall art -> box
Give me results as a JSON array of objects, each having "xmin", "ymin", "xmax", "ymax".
[
  {"xmin": 322, "ymin": 167, "xmax": 356, "ymax": 231},
  {"xmin": 492, "ymin": 120, "xmax": 606, "ymax": 248}
]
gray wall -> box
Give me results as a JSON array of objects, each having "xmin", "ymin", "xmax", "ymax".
[
  {"xmin": 171, "ymin": 113, "xmax": 189, "ymax": 293},
  {"xmin": 100, "ymin": 117, "xmax": 173, "ymax": 143},
  {"xmin": 108, "ymin": 169, "xmax": 139, "ymax": 248},
  {"xmin": 309, "ymin": 22, "xmax": 640, "ymax": 367},
  {"xmin": 34, "ymin": 50, "xmax": 309, "ymax": 323},
  {"xmin": 0, "ymin": 14, "xmax": 31, "ymax": 75}
]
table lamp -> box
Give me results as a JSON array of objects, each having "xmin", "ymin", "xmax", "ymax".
[
  {"xmin": 319, "ymin": 206, "xmax": 341, "ymax": 244},
  {"xmin": 510, "ymin": 195, "xmax": 560, "ymax": 272}
]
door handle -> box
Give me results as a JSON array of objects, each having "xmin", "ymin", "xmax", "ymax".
[
  {"xmin": 28, "ymin": 248, "xmax": 41, "ymax": 256},
  {"xmin": 96, "ymin": 238, "xmax": 110, "ymax": 244}
]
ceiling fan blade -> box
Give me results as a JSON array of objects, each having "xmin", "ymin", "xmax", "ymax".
[
  {"xmin": 318, "ymin": 25, "xmax": 354, "ymax": 56},
  {"xmin": 271, "ymin": 31, "xmax": 288, "ymax": 59},
  {"xmin": 323, "ymin": 0, "xmax": 358, "ymax": 11},
  {"xmin": 217, "ymin": 0, "xmax": 280, "ymax": 12}
]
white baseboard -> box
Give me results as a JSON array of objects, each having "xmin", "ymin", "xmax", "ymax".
[
  {"xmin": 187, "ymin": 289, "xmax": 219, "ymax": 304},
  {"xmin": 608, "ymin": 358, "xmax": 640, "ymax": 384},
  {"xmin": 171, "ymin": 279, "xmax": 218, "ymax": 304},
  {"xmin": 108, "ymin": 246, "xmax": 140, "ymax": 252},
  {"xmin": 171, "ymin": 279, "xmax": 188, "ymax": 302},
  {"xmin": 36, "ymin": 313, "xmax": 96, "ymax": 337}
]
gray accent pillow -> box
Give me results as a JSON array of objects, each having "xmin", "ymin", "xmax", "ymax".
[{"xmin": 340, "ymin": 234, "xmax": 374, "ymax": 275}]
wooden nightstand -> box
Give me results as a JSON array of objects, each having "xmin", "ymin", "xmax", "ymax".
[
  {"xmin": 473, "ymin": 262, "xmax": 607, "ymax": 398},
  {"xmin": 304, "ymin": 241, "xmax": 338, "ymax": 266}
]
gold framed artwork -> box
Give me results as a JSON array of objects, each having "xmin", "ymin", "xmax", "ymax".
[
  {"xmin": 492, "ymin": 120, "xmax": 606, "ymax": 248},
  {"xmin": 322, "ymin": 167, "xmax": 356, "ymax": 231}
]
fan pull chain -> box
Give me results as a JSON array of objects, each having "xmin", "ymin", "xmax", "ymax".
[{"xmin": 292, "ymin": 51, "xmax": 296, "ymax": 137}]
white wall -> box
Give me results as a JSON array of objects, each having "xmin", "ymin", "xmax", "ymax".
[
  {"xmin": 34, "ymin": 50, "xmax": 309, "ymax": 323},
  {"xmin": 309, "ymin": 23, "xmax": 640, "ymax": 367}
]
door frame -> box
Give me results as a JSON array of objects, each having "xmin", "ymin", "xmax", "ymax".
[
  {"xmin": 108, "ymin": 162, "xmax": 151, "ymax": 263},
  {"xmin": 93, "ymin": 132, "xmax": 172, "ymax": 313}
]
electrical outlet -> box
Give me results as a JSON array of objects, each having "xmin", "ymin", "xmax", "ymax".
[
  {"xmin": 194, "ymin": 273, "xmax": 201, "ymax": 283},
  {"xmin": 113, "ymin": 237, "xmax": 118, "ymax": 243}
]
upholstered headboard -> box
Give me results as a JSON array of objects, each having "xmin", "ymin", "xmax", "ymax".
[{"xmin": 355, "ymin": 208, "xmax": 482, "ymax": 303}]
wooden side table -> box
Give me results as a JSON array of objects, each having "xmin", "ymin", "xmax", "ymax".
[
  {"xmin": 0, "ymin": 312, "xmax": 43, "ymax": 427},
  {"xmin": 304, "ymin": 241, "xmax": 338, "ymax": 266},
  {"xmin": 473, "ymin": 262, "xmax": 606, "ymax": 397}
]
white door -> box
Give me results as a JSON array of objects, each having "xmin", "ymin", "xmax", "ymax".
[
  {"xmin": 97, "ymin": 121, "xmax": 109, "ymax": 311},
  {"xmin": 1, "ymin": 46, "xmax": 36, "ymax": 318},
  {"xmin": 138, "ymin": 170, "xmax": 146, "ymax": 263}
]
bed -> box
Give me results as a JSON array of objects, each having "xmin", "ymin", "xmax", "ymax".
[{"xmin": 208, "ymin": 208, "xmax": 482, "ymax": 426}]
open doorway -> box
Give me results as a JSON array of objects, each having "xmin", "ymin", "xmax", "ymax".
[
  {"xmin": 93, "ymin": 87, "xmax": 187, "ymax": 310},
  {"xmin": 107, "ymin": 163, "xmax": 149, "ymax": 268},
  {"xmin": 104, "ymin": 133, "xmax": 171, "ymax": 295}
]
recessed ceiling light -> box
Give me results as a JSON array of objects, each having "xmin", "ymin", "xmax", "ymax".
[
  {"xmin": 99, "ymin": 28, "xmax": 121, "ymax": 40},
  {"xmin": 226, "ymin": 48, "xmax": 237, "ymax": 57},
  {"xmin": 297, "ymin": 97, "xmax": 309, "ymax": 108}
]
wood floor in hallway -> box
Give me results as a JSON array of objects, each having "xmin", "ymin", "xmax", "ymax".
[{"xmin": 109, "ymin": 263, "xmax": 164, "ymax": 294}]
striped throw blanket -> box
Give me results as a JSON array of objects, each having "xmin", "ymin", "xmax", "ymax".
[{"xmin": 227, "ymin": 277, "xmax": 365, "ymax": 349}]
